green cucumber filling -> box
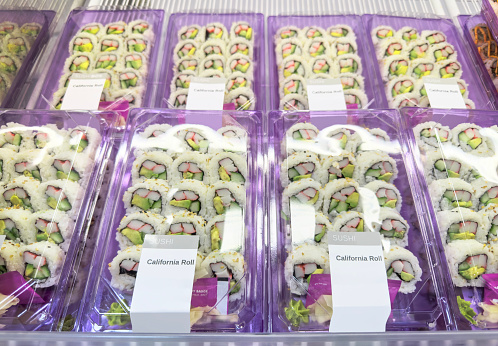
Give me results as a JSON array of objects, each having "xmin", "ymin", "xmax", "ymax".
[
  {"xmin": 365, "ymin": 161, "xmax": 394, "ymax": 182},
  {"xmin": 234, "ymin": 24, "xmax": 252, "ymax": 39},
  {"xmin": 391, "ymin": 80, "xmax": 414, "ymax": 97},
  {"xmin": 375, "ymin": 187, "xmax": 398, "ymax": 208},
  {"xmin": 447, "ymin": 221, "xmax": 477, "ymax": 242},
  {"xmin": 336, "ymin": 42, "xmax": 354, "ymax": 55},
  {"xmin": 402, "ymin": 29, "xmax": 418, "ymax": 41},
  {"xmin": 126, "ymin": 54, "xmax": 143, "ymax": 69},
  {"xmin": 2, "ymin": 132, "xmax": 21, "ymax": 147},
  {"xmin": 127, "ymin": 38, "xmax": 147, "ymax": 53},
  {"xmin": 291, "ymin": 128, "xmax": 317, "ymax": 141},
  {"xmin": 131, "ymin": 188, "xmax": 162, "ymax": 211},
  {"xmin": 69, "ymin": 56, "xmax": 90, "ymax": 71},
  {"xmin": 330, "ymin": 28, "xmax": 349, "ymax": 37},
  {"xmin": 280, "ymin": 29, "xmax": 298, "ymax": 39},
  {"xmin": 139, "ymin": 160, "xmax": 167, "ymax": 180},
  {"xmin": 120, "ymin": 72, "xmax": 138, "ymax": 89},
  {"xmin": 23, "ymin": 252, "xmax": 50, "ymax": 280},
  {"xmin": 35, "ymin": 218, "xmax": 63, "ymax": 244},
  {"xmin": 69, "ymin": 129, "xmax": 89, "ymax": 153},
  {"xmin": 291, "ymin": 187, "xmax": 319, "ymax": 206},
  {"xmin": 0, "ymin": 218, "xmax": 19, "ymax": 241},
  {"xmin": 34, "ymin": 132, "xmax": 49, "ymax": 148},
  {"xmin": 3, "ymin": 187, "xmax": 31, "ymax": 209},
  {"xmin": 479, "ymin": 187, "xmax": 498, "ymax": 207},
  {"xmin": 132, "ymin": 22, "xmax": 149, "ymax": 35},
  {"xmin": 442, "ymin": 190, "xmax": 473, "ymax": 208},
  {"xmin": 288, "ymin": 162, "xmax": 315, "ymax": 182},
  {"xmin": 96, "ymin": 55, "xmax": 117, "ymax": 69},
  {"xmin": 341, "ymin": 76, "xmax": 360, "ymax": 90},
  {"xmin": 458, "ymin": 128, "xmax": 483, "ymax": 150},
  {"xmin": 120, "ymin": 219, "xmax": 155, "ymax": 245},
  {"xmin": 54, "ymin": 159, "xmax": 81, "ymax": 182},
  {"xmin": 328, "ymin": 186, "xmax": 359, "ymax": 214},
  {"xmin": 175, "ymin": 74, "xmax": 191, "ymax": 89},
  {"xmin": 419, "ymin": 127, "xmax": 449, "ymax": 143},
  {"xmin": 184, "ymin": 131, "xmax": 209, "ymax": 151},
  {"xmin": 409, "ymin": 44, "xmax": 428, "ymax": 60},
  {"xmin": 181, "ymin": 26, "xmax": 198, "ymax": 40},
  {"xmin": 14, "ymin": 161, "xmax": 41, "ymax": 181},
  {"xmin": 380, "ymin": 218, "xmax": 406, "ymax": 239},
  {"xmin": 387, "ymin": 260, "xmax": 415, "ymax": 282},
  {"xmin": 7, "ymin": 38, "xmax": 27, "ymax": 55},
  {"xmin": 81, "ymin": 24, "xmax": 99, "ymax": 35},
  {"xmin": 434, "ymin": 159, "xmax": 461, "ymax": 178},
  {"xmin": 169, "ymin": 222, "xmax": 197, "ymax": 235},
  {"xmin": 0, "ymin": 56, "xmax": 17, "ymax": 74},
  {"xmin": 169, "ymin": 190, "xmax": 201, "ymax": 214},
  {"xmin": 458, "ymin": 254, "xmax": 487, "ymax": 281},
  {"xmin": 72, "ymin": 37, "xmax": 93, "ymax": 53},
  {"xmin": 489, "ymin": 216, "xmax": 498, "ymax": 241},
  {"xmin": 206, "ymin": 25, "xmax": 225, "ymax": 39},
  {"xmin": 218, "ymin": 158, "xmax": 245, "ymax": 183},
  {"xmin": 328, "ymin": 158, "xmax": 354, "ymax": 181},
  {"xmin": 213, "ymin": 188, "xmax": 240, "ymax": 215},
  {"xmin": 46, "ymin": 186, "xmax": 72, "ymax": 211},
  {"xmin": 312, "ymin": 59, "xmax": 329, "ymax": 73},
  {"xmin": 178, "ymin": 161, "xmax": 204, "ymax": 181},
  {"xmin": 329, "ymin": 131, "xmax": 348, "ymax": 149},
  {"xmin": 314, "ymin": 224, "xmax": 327, "ymax": 242},
  {"xmin": 210, "ymin": 262, "xmax": 240, "ymax": 294},
  {"xmin": 440, "ymin": 62, "xmax": 460, "ymax": 78},
  {"xmin": 412, "ymin": 63, "xmax": 434, "ymax": 78},
  {"xmin": 106, "ymin": 24, "xmax": 125, "ymax": 35}
]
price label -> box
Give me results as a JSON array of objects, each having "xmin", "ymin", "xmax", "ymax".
[
  {"xmin": 307, "ymin": 79, "xmax": 347, "ymax": 111},
  {"xmin": 186, "ymin": 77, "xmax": 226, "ymax": 111},
  {"xmin": 423, "ymin": 77, "xmax": 466, "ymax": 109},
  {"xmin": 60, "ymin": 74, "xmax": 107, "ymax": 110}
]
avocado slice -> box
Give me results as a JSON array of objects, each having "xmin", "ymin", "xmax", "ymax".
[
  {"xmin": 468, "ymin": 138, "xmax": 482, "ymax": 149},
  {"xmin": 186, "ymin": 139, "xmax": 200, "ymax": 151},
  {"xmin": 378, "ymin": 172, "xmax": 393, "ymax": 182},
  {"xmin": 449, "ymin": 232, "xmax": 475, "ymax": 241},
  {"xmin": 218, "ymin": 167, "xmax": 230, "ymax": 181},
  {"xmin": 170, "ymin": 199, "xmax": 192, "ymax": 209},
  {"xmin": 384, "ymin": 199, "xmax": 397, "ymax": 208},
  {"xmin": 394, "ymin": 230, "xmax": 406, "ymax": 239},
  {"xmin": 293, "ymin": 174, "xmax": 311, "ymax": 181},
  {"xmin": 47, "ymin": 196, "xmax": 59, "ymax": 209},
  {"xmin": 481, "ymin": 192, "xmax": 490, "ymax": 205},
  {"xmin": 56, "ymin": 198, "xmax": 72, "ymax": 212},
  {"xmin": 307, "ymin": 268, "xmax": 324, "ymax": 284},
  {"xmin": 213, "ymin": 196, "xmax": 225, "ymax": 214},
  {"xmin": 365, "ymin": 168, "xmax": 381, "ymax": 177},
  {"xmin": 345, "ymin": 192, "xmax": 359, "ymax": 208},
  {"xmin": 314, "ymin": 225, "xmax": 326, "ymax": 242},
  {"xmin": 328, "ymin": 199, "xmax": 339, "ymax": 213},
  {"xmin": 24, "ymin": 263, "xmax": 34, "ymax": 278},
  {"xmin": 229, "ymin": 280, "xmax": 241, "ymax": 294},
  {"xmin": 448, "ymin": 170, "xmax": 460, "ymax": 178},
  {"xmin": 308, "ymin": 192, "xmax": 319, "ymax": 205},
  {"xmin": 386, "ymin": 267, "xmax": 394, "ymax": 277},
  {"xmin": 487, "ymin": 198, "xmax": 498, "ymax": 206},
  {"xmin": 211, "ymin": 226, "xmax": 221, "ymax": 251},
  {"xmin": 183, "ymin": 172, "xmax": 194, "ymax": 179},
  {"xmin": 131, "ymin": 194, "xmax": 151, "ymax": 211},
  {"xmin": 400, "ymin": 271, "xmax": 415, "ymax": 282},
  {"xmin": 341, "ymin": 164, "xmax": 355, "ymax": 178},
  {"xmin": 13, "ymin": 134, "xmax": 21, "ymax": 146},
  {"xmin": 459, "ymin": 266, "xmax": 485, "ymax": 280},
  {"xmin": 121, "ymin": 228, "xmax": 144, "ymax": 245},
  {"xmin": 50, "ymin": 232, "xmax": 64, "ymax": 244}
]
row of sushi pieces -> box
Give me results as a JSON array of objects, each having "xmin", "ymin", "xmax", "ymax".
[
  {"xmin": 471, "ymin": 23, "xmax": 498, "ymax": 90},
  {"xmin": 414, "ymin": 121, "xmax": 498, "ymax": 287},
  {"xmin": 371, "ymin": 25, "xmax": 475, "ymax": 109},
  {"xmin": 170, "ymin": 21, "xmax": 256, "ymax": 111},
  {"xmin": 52, "ymin": 19, "xmax": 154, "ymax": 110},
  {"xmin": 275, "ymin": 24, "xmax": 367, "ymax": 111}
]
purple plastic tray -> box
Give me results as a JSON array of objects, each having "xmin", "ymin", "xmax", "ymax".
[
  {"xmin": 402, "ymin": 107, "xmax": 498, "ymax": 330},
  {"xmin": 78, "ymin": 108, "xmax": 264, "ymax": 333},
  {"xmin": 0, "ymin": 10, "xmax": 53, "ymax": 108},
  {"xmin": 458, "ymin": 15, "xmax": 498, "ymax": 109},
  {"xmin": 267, "ymin": 15, "xmax": 383, "ymax": 110},
  {"xmin": 156, "ymin": 13, "xmax": 265, "ymax": 111},
  {"xmin": 268, "ymin": 109, "xmax": 447, "ymax": 332},
  {"xmin": 32, "ymin": 8, "xmax": 164, "ymax": 109},
  {"xmin": 0, "ymin": 109, "xmax": 116, "ymax": 331},
  {"xmin": 363, "ymin": 14, "xmax": 494, "ymax": 110},
  {"xmin": 482, "ymin": 0, "xmax": 498, "ymax": 47}
]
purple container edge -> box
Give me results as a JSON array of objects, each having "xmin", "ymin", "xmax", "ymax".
[{"xmin": 482, "ymin": 0, "xmax": 498, "ymax": 51}]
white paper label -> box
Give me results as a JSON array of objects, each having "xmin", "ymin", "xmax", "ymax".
[
  {"xmin": 221, "ymin": 206, "xmax": 244, "ymax": 253},
  {"xmin": 290, "ymin": 199, "xmax": 315, "ymax": 244},
  {"xmin": 423, "ymin": 77, "xmax": 466, "ymax": 109},
  {"xmin": 131, "ymin": 235, "xmax": 198, "ymax": 333},
  {"xmin": 306, "ymin": 79, "xmax": 347, "ymax": 111},
  {"xmin": 60, "ymin": 74, "xmax": 106, "ymax": 110},
  {"xmin": 0, "ymin": 235, "xmax": 4, "ymax": 245},
  {"xmin": 328, "ymin": 232, "xmax": 390, "ymax": 332},
  {"xmin": 186, "ymin": 77, "xmax": 226, "ymax": 110}
]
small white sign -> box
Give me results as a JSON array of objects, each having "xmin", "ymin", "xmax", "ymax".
[
  {"xmin": 221, "ymin": 206, "xmax": 244, "ymax": 253},
  {"xmin": 60, "ymin": 74, "xmax": 106, "ymax": 110},
  {"xmin": 130, "ymin": 235, "xmax": 198, "ymax": 333},
  {"xmin": 290, "ymin": 199, "xmax": 316, "ymax": 244},
  {"xmin": 423, "ymin": 77, "xmax": 466, "ymax": 109},
  {"xmin": 186, "ymin": 77, "xmax": 226, "ymax": 110},
  {"xmin": 328, "ymin": 232, "xmax": 391, "ymax": 332},
  {"xmin": 0, "ymin": 235, "xmax": 5, "ymax": 245},
  {"xmin": 307, "ymin": 79, "xmax": 347, "ymax": 111}
]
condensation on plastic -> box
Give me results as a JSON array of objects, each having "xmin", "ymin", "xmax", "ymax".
[
  {"xmin": 156, "ymin": 12, "xmax": 265, "ymax": 111},
  {"xmin": 0, "ymin": 109, "xmax": 117, "ymax": 331},
  {"xmin": 363, "ymin": 14, "xmax": 495, "ymax": 110},
  {"xmin": 31, "ymin": 6, "xmax": 164, "ymax": 112},
  {"xmin": 268, "ymin": 109, "xmax": 447, "ymax": 332},
  {"xmin": 76, "ymin": 108, "xmax": 264, "ymax": 333},
  {"xmin": 267, "ymin": 15, "xmax": 383, "ymax": 111}
]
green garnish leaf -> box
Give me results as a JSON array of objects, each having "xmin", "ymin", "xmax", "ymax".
[
  {"xmin": 105, "ymin": 299, "xmax": 131, "ymax": 326},
  {"xmin": 284, "ymin": 299, "xmax": 310, "ymax": 327},
  {"xmin": 457, "ymin": 296, "xmax": 478, "ymax": 326}
]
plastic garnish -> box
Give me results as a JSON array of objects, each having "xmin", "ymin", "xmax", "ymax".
[
  {"xmin": 457, "ymin": 296, "xmax": 477, "ymax": 326},
  {"xmin": 285, "ymin": 299, "xmax": 310, "ymax": 327},
  {"xmin": 105, "ymin": 299, "xmax": 131, "ymax": 326}
]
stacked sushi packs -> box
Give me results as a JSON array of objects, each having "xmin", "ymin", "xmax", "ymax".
[
  {"xmin": 371, "ymin": 26, "xmax": 475, "ymax": 109},
  {"xmin": 471, "ymin": 23, "xmax": 498, "ymax": 91},
  {"xmin": 281, "ymin": 122, "xmax": 422, "ymax": 302},
  {"xmin": 109, "ymin": 123, "xmax": 248, "ymax": 316},
  {"xmin": 0, "ymin": 122, "xmax": 101, "ymax": 288},
  {"xmin": 0, "ymin": 21, "xmax": 42, "ymax": 103},
  {"xmin": 415, "ymin": 122, "xmax": 498, "ymax": 287},
  {"xmin": 168, "ymin": 22, "xmax": 256, "ymax": 110},
  {"xmin": 274, "ymin": 25, "xmax": 368, "ymax": 110},
  {"xmin": 52, "ymin": 20, "xmax": 154, "ymax": 109}
]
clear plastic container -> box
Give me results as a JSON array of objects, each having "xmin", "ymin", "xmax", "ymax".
[
  {"xmin": 78, "ymin": 108, "xmax": 264, "ymax": 332},
  {"xmin": 0, "ymin": 109, "xmax": 117, "ymax": 331},
  {"xmin": 268, "ymin": 109, "xmax": 447, "ymax": 332}
]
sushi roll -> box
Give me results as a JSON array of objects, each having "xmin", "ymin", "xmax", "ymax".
[
  {"xmin": 407, "ymin": 40, "xmax": 430, "ymax": 60},
  {"xmin": 421, "ymin": 30, "xmax": 447, "ymax": 45},
  {"xmin": 413, "ymin": 121, "xmax": 452, "ymax": 151},
  {"xmin": 139, "ymin": 124, "xmax": 172, "ymax": 139},
  {"xmin": 0, "ymin": 240, "xmax": 24, "ymax": 274},
  {"xmin": 473, "ymin": 178, "xmax": 498, "ymax": 210},
  {"xmin": 226, "ymin": 72, "xmax": 252, "ymax": 92},
  {"xmin": 279, "ymin": 75, "xmax": 305, "ymax": 98},
  {"xmin": 0, "ymin": 122, "xmax": 31, "ymax": 151},
  {"xmin": 207, "ymin": 181, "xmax": 245, "ymax": 217},
  {"xmin": 231, "ymin": 21, "xmax": 253, "ymax": 42},
  {"xmin": 22, "ymin": 241, "xmax": 65, "ymax": 288},
  {"xmin": 98, "ymin": 35, "xmax": 124, "ymax": 54},
  {"xmin": 0, "ymin": 53, "xmax": 21, "ymax": 76},
  {"xmin": 338, "ymin": 73, "xmax": 364, "ymax": 91},
  {"xmin": 52, "ymin": 88, "xmax": 66, "ymax": 110},
  {"xmin": 336, "ymin": 54, "xmax": 362, "ymax": 74},
  {"xmin": 281, "ymin": 152, "xmax": 321, "ymax": 187},
  {"xmin": 0, "ymin": 148, "xmax": 13, "ymax": 182},
  {"xmin": 198, "ymin": 69, "xmax": 224, "ymax": 79},
  {"xmin": 384, "ymin": 246, "xmax": 422, "ymax": 294},
  {"xmin": 125, "ymin": 35, "xmax": 150, "ymax": 56},
  {"xmin": 327, "ymin": 24, "xmax": 355, "ymax": 39},
  {"xmin": 58, "ymin": 71, "xmax": 86, "ymax": 89},
  {"xmin": 396, "ymin": 27, "xmax": 418, "ymax": 42},
  {"xmin": 276, "ymin": 38, "xmax": 302, "ymax": 63},
  {"xmin": 436, "ymin": 59, "xmax": 463, "ymax": 79},
  {"xmin": 300, "ymin": 26, "xmax": 327, "ymax": 40},
  {"xmin": 348, "ymin": 128, "xmax": 391, "ymax": 153},
  {"xmin": 353, "ymin": 150, "xmax": 398, "ymax": 185},
  {"xmin": 382, "ymin": 56, "xmax": 410, "ymax": 81},
  {"xmin": 225, "ymin": 88, "xmax": 255, "ymax": 111},
  {"xmin": 217, "ymin": 126, "xmax": 247, "ymax": 148},
  {"xmin": 390, "ymin": 93, "xmax": 419, "ymax": 108},
  {"xmin": 210, "ymin": 152, "xmax": 247, "ymax": 185},
  {"xmin": 330, "ymin": 211, "xmax": 367, "ymax": 232},
  {"xmin": 227, "ymin": 38, "xmax": 253, "ymax": 58},
  {"xmin": 309, "ymin": 56, "xmax": 334, "ymax": 75},
  {"xmin": 204, "ymin": 23, "xmax": 228, "ymax": 41},
  {"xmin": 429, "ymin": 178, "xmax": 475, "ymax": 211},
  {"xmin": 167, "ymin": 180, "xmax": 209, "ymax": 216},
  {"xmin": 20, "ymin": 22, "xmax": 42, "ymax": 40},
  {"xmin": 431, "ymin": 43, "xmax": 457, "ymax": 62},
  {"xmin": 64, "ymin": 52, "xmax": 93, "ymax": 72},
  {"xmin": 330, "ymin": 38, "xmax": 357, "ymax": 56},
  {"xmin": 226, "ymin": 54, "xmax": 252, "ymax": 76},
  {"xmin": 122, "ymin": 52, "xmax": 147, "ymax": 73},
  {"xmin": 127, "ymin": 19, "xmax": 153, "ymax": 38},
  {"xmin": 34, "ymin": 125, "xmax": 66, "ymax": 152},
  {"xmin": 104, "ymin": 21, "xmax": 126, "ymax": 36},
  {"xmin": 457, "ymin": 79, "xmax": 469, "ymax": 98},
  {"xmin": 465, "ymin": 99, "xmax": 476, "ymax": 110},
  {"xmin": 116, "ymin": 212, "xmax": 166, "ymax": 249},
  {"xmin": 480, "ymin": 206, "xmax": 498, "ymax": 243},
  {"xmin": 175, "ymin": 56, "xmax": 199, "ymax": 73},
  {"xmin": 371, "ymin": 25, "xmax": 395, "ymax": 46},
  {"xmin": 165, "ymin": 211, "xmax": 205, "ymax": 239},
  {"xmin": 94, "ymin": 52, "xmax": 119, "ymax": 70},
  {"xmin": 173, "ymin": 126, "xmax": 212, "ymax": 154},
  {"xmin": 115, "ymin": 69, "xmax": 143, "ymax": 90},
  {"xmin": 0, "ymin": 208, "xmax": 32, "ymax": 244},
  {"xmin": 424, "ymin": 150, "xmax": 471, "ymax": 184},
  {"xmin": 310, "ymin": 212, "xmax": 333, "ymax": 246},
  {"xmin": 279, "ymin": 94, "xmax": 308, "ymax": 111},
  {"xmin": 40, "ymin": 180, "xmax": 83, "ymax": 214},
  {"xmin": 387, "ymin": 76, "xmax": 416, "ymax": 101},
  {"xmin": 319, "ymin": 127, "xmax": 352, "ymax": 153},
  {"xmin": 93, "ymin": 69, "xmax": 115, "ymax": 89},
  {"xmin": 201, "ymin": 250, "xmax": 245, "ymax": 300},
  {"xmin": 31, "ymin": 210, "xmax": 74, "ymax": 251},
  {"xmin": 0, "ymin": 176, "xmax": 41, "ymax": 211},
  {"xmin": 303, "ymin": 38, "xmax": 331, "ymax": 59},
  {"xmin": 199, "ymin": 39, "xmax": 226, "ymax": 58},
  {"xmin": 275, "ymin": 26, "xmax": 300, "ymax": 41},
  {"xmin": 69, "ymin": 33, "xmax": 97, "ymax": 54},
  {"xmin": 409, "ymin": 59, "xmax": 436, "ymax": 79},
  {"xmin": 446, "ymin": 239, "xmax": 496, "ymax": 287},
  {"xmin": 375, "ymin": 208, "xmax": 410, "ymax": 247},
  {"xmin": 0, "ymin": 72, "xmax": 11, "ymax": 99},
  {"xmin": 284, "ymin": 244, "xmax": 329, "ymax": 295},
  {"xmin": 376, "ymin": 38, "xmax": 406, "ymax": 60},
  {"xmin": 3, "ymin": 35, "xmax": 30, "ymax": 58},
  {"xmin": 451, "ymin": 123, "xmax": 493, "ymax": 155},
  {"xmin": 0, "ymin": 22, "xmax": 18, "ymax": 36},
  {"xmin": 131, "ymin": 151, "xmax": 172, "ymax": 185},
  {"xmin": 344, "ymin": 89, "xmax": 368, "ymax": 109},
  {"xmin": 438, "ymin": 209, "xmax": 488, "ymax": 244},
  {"xmin": 279, "ymin": 55, "xmax": 309, "ymax": 79},
  {"xmin": 322, "ymin": 178, "xmax": 360, "ymax": 219},
  {"xmin": 109, "ymin": 245, "xmax": 142, "ymax": 291},
  {"xmin": 199, "ymin": 55, "xmax": 226, "ymax": 74},
  {"xmin": 67, "ymin": 126, "xmax": 102, "ymax": 157},
  {"xmin": 123, "ymin": 179, "xmax": 169, "ymax": 214},
  {"xmin": 79, "ymin": 23, "xmax": 104, "ymax": 37},
  {"xmin": 7, "ymin": 149, "xmax": 48, "ymax": 182},
  {"xmin": 168, "ymin": 89, "xmax": 188, "ymax": 109},
  {"xmin": 202, "ymin": 215, "xmax": 231, "ymax": 253},
  {"xmin": 320, "ymin": 152, "xmax": 355, "ymax": 184},
  {"xmin": 364, "ymin": 180, "xmax": 402, "ymax": 211},
  {"xmin": 178, "ymin": 25, "xmax": 202, "ymax": 42},
  {"xmin": 43, "ymin": 152, "xmax": 93, "ymax": 184}
]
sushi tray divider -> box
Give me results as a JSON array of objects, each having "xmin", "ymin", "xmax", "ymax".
[
  {"xmin": 156, "ymin": 12, "xmax": 266, "ymax": 111},
  {"xmin": 267, "ymin": 15, "xmax": 384, "ymax": 110},
  {"xmin": 78, "ymin": 108, "xmax": 265, "ymax": 333},
  {"xmin": 31, "ymin": 7, "xmax": 165, "ymax": 110},
  {"xmin": 458, "ymin": 15, "xmax": 498, "ymax": 110},
  {"xmin": 267, "ymin": 109, "xmax": 446, "ymax": 332},
  {"xmin": 362, "ymin": 14, "xmax": 495, "ymax": 110}
]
